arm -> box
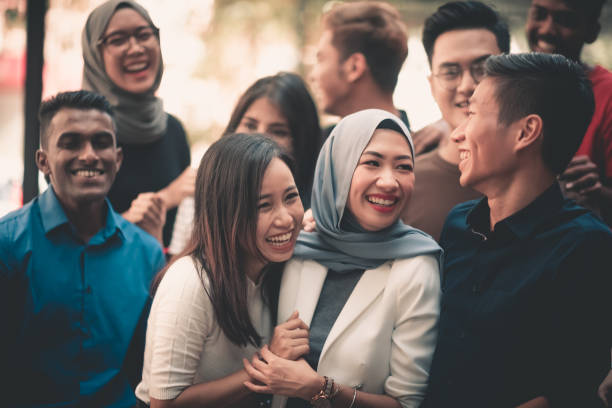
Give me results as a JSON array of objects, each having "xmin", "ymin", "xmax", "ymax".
[
  {"xmin": 143, "ymin": 258, "xmax": 255, "ymax": 408},
  {"xmin": 599, "ymin": 368, "xmax": 612, "ymax": 407},
  {"xmin": 157, "ymin": 167, "xmax": 196, "ymax": 210},
  {"xmin": 411, "ymin": 118, "xmax": 449, "ymax": 155},
  {"xmin": 243, "ymin": 346, "xmax": 401, "ymax": 408},
  {"xmin": 516, "ymin": 397, "xmax": 549, "ymax": 408},
  {"xmin": 122, "ymin": 192, "xmax": 166, "ymax": 243}
]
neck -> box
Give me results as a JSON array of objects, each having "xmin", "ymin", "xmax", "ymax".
[
  {"xmin": 59, "ymin": 197, "xmax": 107, "ymax": 243},
  {"xmin": 482, "ymin": 163, "xmax": 555, "ymax": 230},
  {"xmin": 437, "ymin": 134, "xmax": 461, "ymax": 164},
  {"xmin": 338, "ymin": 82, "xmax": 399, "ymax": 119},
  {"xmin": 245, "ymin": 260, "xmax": 265, "ymax": 284}
]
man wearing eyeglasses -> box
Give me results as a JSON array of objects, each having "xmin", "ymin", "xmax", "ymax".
[
  {"xmin": 401, "ymin": 1, "xmax": 509, "ymax": 241},
  {"xmin": 526, "ymin": 0, "xmax": 612, "ymax": 230}
]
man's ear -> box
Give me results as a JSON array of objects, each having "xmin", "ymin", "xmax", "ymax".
[
  {"xmin": 115, "ymin": 146, "xmax": 123, "ymax": 172},
  {"xmin": 514, "ymin": 114, "xmax": 543, "ymax": 152},
  {"xmin": 585, "ymin": 20, "xmax": 601, "ymax": 44},
  {"xmin": 343, "ymin": 52, "xmax": 367, "ymax": 83},
  {"xmin": 35, "ymin": 149, "xmax": 51, "ymax": 176}
]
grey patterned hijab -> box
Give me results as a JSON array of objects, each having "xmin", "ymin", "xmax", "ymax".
[
  {"xmin": 81, "ymin": 0, "xmax": 166, "ymax": 144},
  {"xmin": 294, "ymin": 109, "xmax": 442, "ymax": 271}
]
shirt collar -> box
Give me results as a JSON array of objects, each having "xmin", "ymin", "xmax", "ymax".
[
  {"xmin": 39, "ymin": 186, "xmax": 125, "ymax": 244},
  {"xmin": 467, "ymin": 182, "xmax": 565, "ymax": 239}
]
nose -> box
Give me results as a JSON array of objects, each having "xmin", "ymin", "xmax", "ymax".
[
  {"xmin": 456, "ymin": 69, "xmax": 477, "ymax": 95},
  {"xmin": 451, "ymin": 120, "xmax": 467, "ymax": 144},
  {"xmin": 126, "ymin": 35, "xmax": 145, "ymax": 53},
  {"xmin": 78, "ymin": 142, "xmax": 98, "ymax": 163},
  {"xmin": 539, "ymin": 14, "xmax": 557, "ymax": 36},
  {"xmin": 376, "ymin": 167, "xmax": 399, "ymax": 190},
  {"xmin": 273, "ymin": 205, "xmax": 294, "ymax": 228}
]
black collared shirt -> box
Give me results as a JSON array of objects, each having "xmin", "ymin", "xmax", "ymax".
[{"xmin": 424, "ymin": 182, "xmax": 612, "ymax": 408}]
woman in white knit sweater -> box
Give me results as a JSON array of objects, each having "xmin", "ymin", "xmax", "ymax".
[{"xmin": 135, "ymin": 134, "xmax": 306, "ymax": 407}]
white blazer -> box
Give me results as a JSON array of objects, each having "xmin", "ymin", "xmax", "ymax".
[{"xmin": 272, "ymin": 255, "xmax": 441, "ymax": 408}]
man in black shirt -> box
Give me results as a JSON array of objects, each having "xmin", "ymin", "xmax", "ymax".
[{"xmin": 423, "ymin": 53, "xmax": 612, "ymax": 407}]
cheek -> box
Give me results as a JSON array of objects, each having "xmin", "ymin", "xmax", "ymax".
[{"xmin": 102, "ymin": 52, "xmax": 122, "ymax": 84}]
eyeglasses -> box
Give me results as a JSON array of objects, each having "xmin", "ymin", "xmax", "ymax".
[
  {"xmin": 433, "ymin": 60, "xmax": 487, "ymax": 91},
  {"xmin": 98, "ymin": 26, "xmax": 159, "ymax": 54}
]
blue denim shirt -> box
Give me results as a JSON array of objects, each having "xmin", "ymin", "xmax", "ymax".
[
  {"xmin": 424, "ymin": 182, "xmax": 612, "ymax": 407},
  {"xmin": 0, "ymin": 187, "xmax": 165, "ymax": 407}
]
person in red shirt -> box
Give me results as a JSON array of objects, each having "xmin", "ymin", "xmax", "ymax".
[{"xmin": 526, "ymin": 0, "xmax": 612, "ymax": 225}]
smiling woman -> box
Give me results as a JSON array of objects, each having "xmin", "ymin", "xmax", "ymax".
[
  {"xmin": 81, "ymin": 0, "xmax": 192, "ymax": 247},
  {"xmin": 135, "ymin": 134, "xmax": 306, "ymax": 408}
]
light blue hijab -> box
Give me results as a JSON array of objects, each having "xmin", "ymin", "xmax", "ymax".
[{"xmin": 293, "ymin": 109, "xmax": 442, "ymax": 271}]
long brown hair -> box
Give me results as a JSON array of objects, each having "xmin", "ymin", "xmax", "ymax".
[{"xmin": 152, "ymin": 133, "xmax": 294, "ymax": 347}]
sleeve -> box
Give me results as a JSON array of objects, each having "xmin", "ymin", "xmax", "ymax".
[
  {"xmin": 599, "ymin": 95, "xmax": 612, "ymax": 180},
  {"xmin": 385, "ymin": 255, "xmax": 442, "ymax": 408},
  {"xmin": 543, "ymin": 231, "xmax": 612, "ymax": 407},
  {"xmin": 145, "ymin": 257, "xmax": 212, "ymax": 400}
]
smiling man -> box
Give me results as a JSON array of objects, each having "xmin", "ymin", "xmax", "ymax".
[
  {"xmin": 0, "ymin": 90, "xmax": 164, "ymax": 407},
  {"xmin": 423, "ymin": 53, "xmax": 612, "ymax": 407},
  {"xmin": 526, "ymin": 0, "xmax": 612, "ymax": 226},
  {"xmin": 401, "ymin": 1, "xmax": 509, "ymax": 241}
]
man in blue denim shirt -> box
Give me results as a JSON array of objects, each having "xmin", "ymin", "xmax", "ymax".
[
  {"xmin": 423, "ymin": 54, "xmax": 612, "ymax": 407},
  {"xmin": 0, "ymin": 90, "xmax": 165, "ymax": 407}
]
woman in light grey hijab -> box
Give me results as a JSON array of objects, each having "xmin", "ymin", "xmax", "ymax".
[
  {"xmin": 82, "ymin": 0, "xmax": 193, "ymax": 247},
  {"xmin": 243, "ymin": 109, "xmax": 442, "ymax": 408}
]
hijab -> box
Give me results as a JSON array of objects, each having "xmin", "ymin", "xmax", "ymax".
[
  {"xmin": 81, "ymin": 0, "xmax": 167, "ymax": 145},
  {"xmin": 293, "ymin": 109, "xmax": 442, "ymax": 271}
]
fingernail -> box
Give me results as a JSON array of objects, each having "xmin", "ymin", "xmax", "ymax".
[{"xmin": 566, "ymin": 182, "xmax": 573, "ymax": 189}]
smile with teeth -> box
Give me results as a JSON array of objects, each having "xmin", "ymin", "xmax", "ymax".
[
  {"xmin": 459, "ymin": 151, "xmax": 471, "ymax": 161},
  {"xmin": 124, "ymin": 62, "xmax": 149, "ymax": 72},
  {"xmin": 455, "ymin": 101, "xmax": 469, "ymax": 108},
  {"xmin": 72, "ymin": 169, "xmax": 103, "ymax": 177},
  {"xmin": 366, "ymin": 195, "xmax": 397, "ymax": 207},
  {"xmin": 266, "ymin": 231, "xmax": 293, "ymax": 246}
]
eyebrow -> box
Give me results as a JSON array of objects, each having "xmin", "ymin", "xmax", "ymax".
[
  {"xmin": 57, "ymin": 131, "xmax": 114, "ymax": 141},
  {"xmin": 438, "ymin": 54, "xmax": 491, "ymax": 68},
  {"xmin": 259, "ymin": 185, "xmax": 297, "ymax": 200},
  {"xmin": 103, "ymin": 25, "xmax": 150, "ymax": 38},
  {"xmin": 362, "ymin": 151, "xmax": 412, "ymax": 161}
]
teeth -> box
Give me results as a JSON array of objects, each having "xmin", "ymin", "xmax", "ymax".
[
  {"xmin": 367, "ymin": 196, "xmax": 395, "ymax": 206},
  {"xmin": 74, "ymin": 169, "xmax": 102, "ymax": 177},
  {"xmin": 460, "ymin": 151, "xmax": 471, "ymax": 161},
  {"xmin": 125, "ymin": 62, "xmax": 147, "ymax": 72},
  {"xmin": 266, "ymin": 232, "xmax": 292, "ymax": 246},
  {"xmin": 456, "ymin": 102, "xmax": 468, "ymax": 108}
]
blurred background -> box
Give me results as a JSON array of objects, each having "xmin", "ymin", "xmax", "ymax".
[{"xmin": 1, "ymin": 0, "xmax": 611, "ymax": 215}]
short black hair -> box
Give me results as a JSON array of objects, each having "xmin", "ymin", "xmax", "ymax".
[
  {"xmin": 485, "ymin": 53, "xmax": 594, "ymax": 174},
  {"xmin": 560, "ymin": 0, "xmax": 606, "ymax": 20},
  {"xmin": 422, "ymin": 1, "xmax": 510, "ymax": 65},
  {"xmin": 38, "ymin": 90, "xmax": 114, "ymax": 149}
]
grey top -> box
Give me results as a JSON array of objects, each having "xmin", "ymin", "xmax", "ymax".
[{"xmin": 287, "ymin": 268, "xmax": 364, "ymax": 408}]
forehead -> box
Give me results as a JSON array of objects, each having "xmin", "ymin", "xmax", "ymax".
[
  {"xmin": 431, "ymin": 28, "xmax": 500, "ymax": 67},
  {"xmin": 471, "ymin": 77, "xmax": 499, "ymax": 111},
  {"xmin": 317, "ymin": 29, "xmax": 338, "ymax": 53},
  {"xmin": 530, "ymin": 0, "xmax": 576, "ymax": 12},
  {"xmin": 261, "ymin": 157, "xmax": 294, "ymax": 190},
  {"xmin": 243, "ymin": 98, "xmax": 288, "ymax": 123},
  {"xmin": 48, "ymin": 108, "xmax": 115, "ymax": 142},
  {"xmin": 105, "ymin": 7, "xmax": 149, "ymax": 33}
]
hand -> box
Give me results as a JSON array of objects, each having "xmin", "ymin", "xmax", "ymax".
[
  {"xmin": 243, "ymin": 345, "xmax": 323, "ymax": 399},
  {"xmin": 269, "ymin": 311, "xmax": 310, "ymax": 360},
  {"xmin": 412, "ymin": 118, "xmax": 450, "ymax": 155},
  {"xmin": 302, "ymin": 209, "xmax": 316, "ymax": 232},
  {"xmin": 122, "ymin": 192, "xmax": 166, "ymax": 243},
  {"xmin": 158, "ymin": 167, "xmax": 196, "ymax": 209},
  {"xmin": 599, "ymin": 368, "xmax": 612, "ymax": 407},
  {"xmin": 559, "ymin": 155, "xmax": 602, "ymax": 196}
]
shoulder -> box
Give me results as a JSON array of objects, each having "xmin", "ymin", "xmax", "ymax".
[
  {"xmin": 387, "ymin": 256, "xmax": 440, "ymax": 289},
  {"xmin": 155, "ymin": 256, "xmax": 208, "ymax": 303},
  {"xmin": 443, "ymin": 199, "xmax": 479, "ymax": 229},
  {"xmin": 116, "ymin": 214, "xmax": 163, "ymax": 255},
  {"xmin": 0, "ymin": 201, "xmax": 35, "ymax": 238},
  {"xmin": 166, "ymin": 113, "xmax": 186, "ymax": 134}
]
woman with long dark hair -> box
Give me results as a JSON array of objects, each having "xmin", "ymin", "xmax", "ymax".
[
  {"xmin": 244, "ymin": 109, "xmax": 442, "ymax": 408},
  {"xmin": 225, "ymin": 72, "xmax": 323, "ymax": 209},
  {"xmin": 135, "ymin": 134, "xmax": 305, "ymax": 407}
]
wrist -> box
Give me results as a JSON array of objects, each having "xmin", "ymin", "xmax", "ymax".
[{"xmin": 302, "ymin": 374, "xmax": 325, "ymax": 401}]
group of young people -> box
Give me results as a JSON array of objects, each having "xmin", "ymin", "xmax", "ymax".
[{"xmin": 1, "ymin": 0, "xmax": 611, "ymax": 407}]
